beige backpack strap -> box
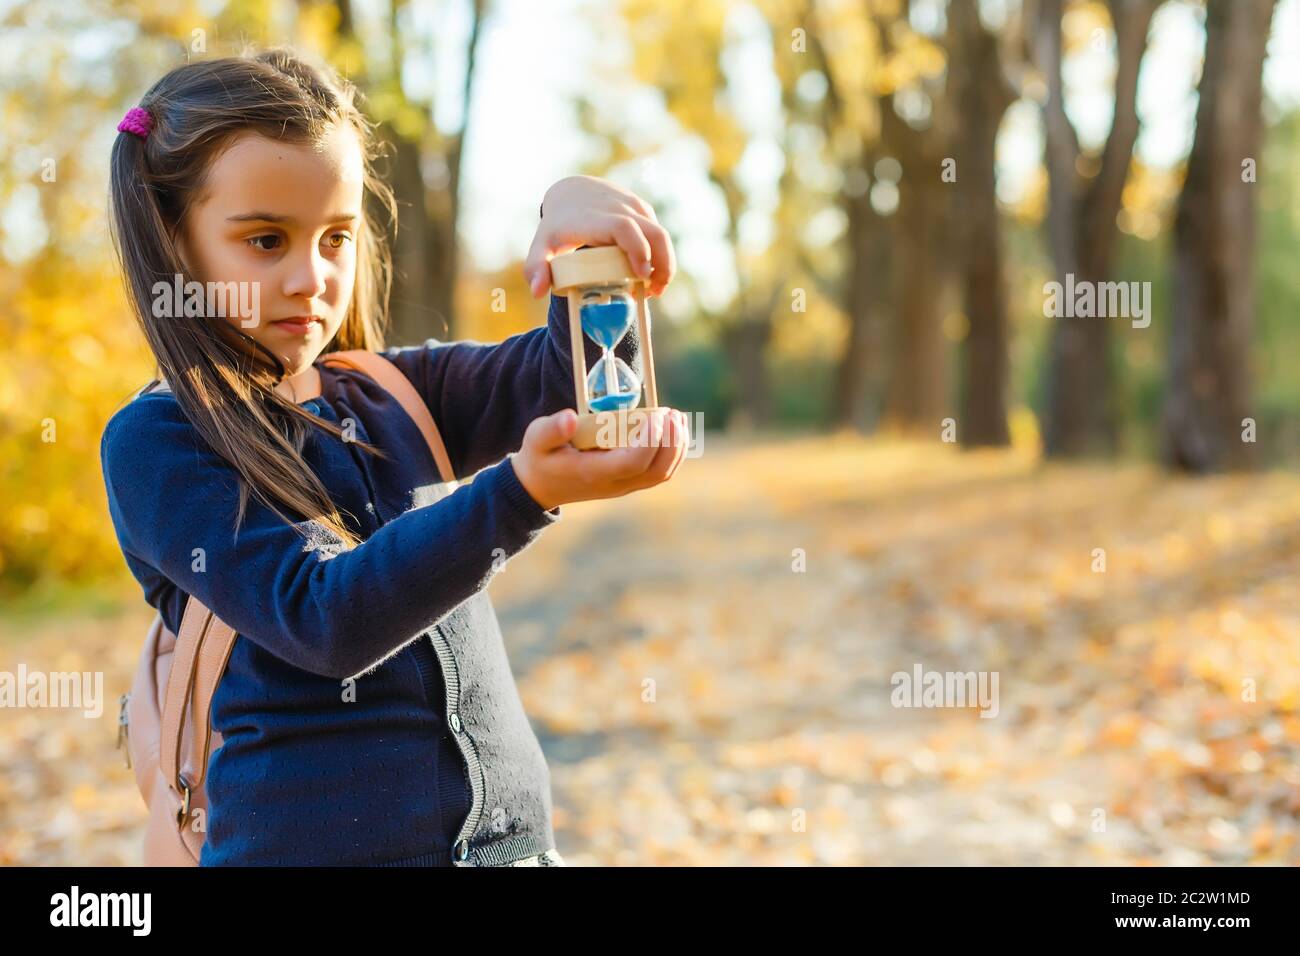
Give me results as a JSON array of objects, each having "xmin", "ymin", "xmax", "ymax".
[
  {"xmin": 160, "ymin": 597, "xmax": 236, "ymax": 810},
  {"xmin": 322, "ymin": 349, "xmax": 457, "ymax": 485}
]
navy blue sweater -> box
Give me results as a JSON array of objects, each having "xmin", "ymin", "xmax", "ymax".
[{"xmin": 100, "ymin": 293, "xmax": 638, "ymax": 866}]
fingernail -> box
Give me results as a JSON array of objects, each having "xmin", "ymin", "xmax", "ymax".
[
  {"xmin": 637, "ymin": 261, "xmax": 652, "ymax": 277},
  {"xmin": 529, "ymin": 273, "xmax": 543, "ymax": 296}
]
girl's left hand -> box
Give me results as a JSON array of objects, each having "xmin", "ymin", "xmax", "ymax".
[{"xmin": 524, "ymin": 175, "xmax": 676, "ymax": 299}]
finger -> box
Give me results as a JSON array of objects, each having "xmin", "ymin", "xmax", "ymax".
[
  {"xmin": 640, "ymin": 408, "xmax": 665, "ymax": 453},
  {"xmin": 656, "ymin": 411, "xmax": 685, "ymax": 480},
  {"xmin": 667, "ymin": 411, "xmax": 689, "ymax": 475},
  {"xmin": 616, "ymin": 419, "xmax": 663, "ymax": 476},
  {"xmin": 577, "ymin": 420, "xmax": 661, "ymax": 482},
  {"xmin": 610, "ymin": 415, "xmax": 681, "ymax": 494},
  {"xmin": 660, "ymin": 411, "xmax": 671, "ymax": 450},
  {"xmin": 569, "ymin": 442, "xmax": 652, "ymax": 484},
  {"xmin": 609, "ymin": 214, "xmax": 654, "ymax": 282},
  {"xmin": 644, "ymin": 411, "xmax": 686, "ymax": 485},
  {"xmin": 523, "ymin": 231, "xmax": 552, "ymax": 298},
  {"xmin": 523, "ymin": 232, "xmax": 587, "ymax": 299},
  {"xmin": 618, "ymin": 410, "xmax": 680, "ymax": 482},
  {"xmin": 626, "ymin": 213, "xmax": 676, "ymax": 297},
  {"xmin": 622, "ymin": 193, "xmax": 657, "ymax": 222},
  {"xmin": 524, "ymin": 408, "xmax": 579, "ymax": 454},
  {"xmin": 655, "ymin": 411, "xmax": 687, "ymax": 475},
  {"xmin": 639, "ymin": 409, "xmax": 671, "ymax": 457}
]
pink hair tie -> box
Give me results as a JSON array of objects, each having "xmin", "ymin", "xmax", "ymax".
[{"xmin": 117, "ymin": 106, "xmax": 153, "ymax": 139}]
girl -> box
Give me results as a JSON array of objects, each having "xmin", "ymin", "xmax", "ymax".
[{"xmin": 100, "ymin": 47, "xmax": 688, "ymax": 867}]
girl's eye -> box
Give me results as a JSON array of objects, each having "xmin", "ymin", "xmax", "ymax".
[
  {"xmin": 246, "ymin": 232, "xmax": 351, "ymax": 253},
  {"xmin": 247, "ymin": 234, "xmax": 281, "ymax": 252}
]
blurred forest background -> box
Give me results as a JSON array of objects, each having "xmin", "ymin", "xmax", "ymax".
[{"xmin": 1, "ymin": 0, "xmax": 1298, "ymax": 865}]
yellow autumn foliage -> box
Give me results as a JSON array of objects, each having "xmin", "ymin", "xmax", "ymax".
[{"xmin": 0, "ymin": 259, "xmax": 156, "ymax": 600}]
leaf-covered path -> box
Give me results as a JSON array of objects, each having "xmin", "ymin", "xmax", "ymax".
[
  {"xmin": 493, "ymin": 435, "xmax": 1300, "ymax": 865},
  {"xmin": 3, "ymin": 435, "xmax": 1297, "ymax": 865}
]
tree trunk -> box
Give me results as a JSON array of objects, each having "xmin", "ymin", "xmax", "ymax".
[
  {"xmin": 833, "ymin": 183, "xmax": 890, "ymax": 431},
  {"xmin": 1163, "ymin": 0, "xmax": 1276, "ymax": 472},
  {"xmin": 875, "ymin": 8, "xmax": 954, "ymax": 435},
  {"xmin": 884, "ymin": 159, "xmax": 949, "ymax": 430},
  {"xmin": 950, "ymin": 0, "xmax": 1013, "ymax": 447},
  {"xmin": 382, "ymin": 128, "xmax": 445, "ymax": 345},
  {"xmin": 375, "ymin": 0, "xmax": 485, "ymax": 345},
  {"xmin": 1037, "ymin": 0, "xmax": 1157, "ymax": 457},
  {"xmin": 723, "ymin": 319, "xmax": 772, "ymax": 429}
]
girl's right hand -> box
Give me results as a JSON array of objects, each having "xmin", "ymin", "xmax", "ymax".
[{"xmin": 509, "ymin": 407, "xmax": 689, "ymax": 511}]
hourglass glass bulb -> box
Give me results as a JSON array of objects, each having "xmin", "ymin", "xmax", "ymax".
[
  {"xmin": 586, "ymin": 356, "xmax": 641, "ymax": 411},
  {"xmin": 577, "ymin": 283, "xmax": 641, "ymax": 411},
  {"xmin": 579, "ymin": 287, "xmax": 635, "ymax": 350}
]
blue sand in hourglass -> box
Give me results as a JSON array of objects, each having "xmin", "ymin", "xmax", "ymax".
[
  {"xmin": 580, "ymin": 300, "xmax": 633, "ymax": 348},
  {"xmin": 588, "ymin": 390, "xmax": 639, "ymax": 412},
  {"xmin": 581, "ymin": 298, "xmax": 641, "ymax": 412}
]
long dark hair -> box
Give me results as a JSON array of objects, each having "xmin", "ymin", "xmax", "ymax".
[{"xmin": 109, "ymin": 47, "xmax": 398, "ymax": 549}]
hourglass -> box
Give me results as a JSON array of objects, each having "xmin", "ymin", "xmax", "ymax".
[{"xmin": 550, "ymin": 246, "xmax": 666, "ymax": 449}]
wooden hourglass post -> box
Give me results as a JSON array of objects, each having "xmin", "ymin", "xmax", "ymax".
[
  {"xmin": 636, "ymin": 290, "xmax": 658, "ymax": 408},
  {"xmin": 565, "ymin": 292, "xmax": 588, "ymax": 416},
  {"xmin": 550, "ymin": 245, "xmax": 666, "ymax": 450}
]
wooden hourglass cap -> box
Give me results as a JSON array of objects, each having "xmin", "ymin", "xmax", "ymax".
[
  {"xmin": 550, "ymin": 245, "xmax": 645, "ymax": 293},
  {"xmin": 548, "ymin": 246, "xmax": 664, "ymax": 450}
]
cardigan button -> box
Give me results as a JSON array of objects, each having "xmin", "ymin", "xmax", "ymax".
[
  {"xmin": 449, "ymin": 713, "xmax": 462, "ymax": 734},
  {"xmin": 455, "ymin": 840, "xmax": 469, "ymax": 862}
]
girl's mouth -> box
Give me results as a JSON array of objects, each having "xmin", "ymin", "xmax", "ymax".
[{"xmin": 272, "ymin": 316, "xmax": 322, "ymax": 335}]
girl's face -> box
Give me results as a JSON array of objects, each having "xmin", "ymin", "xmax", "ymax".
[{"xmin": 179, "ymin": 123, "xmax": 365, "ymax": 377}]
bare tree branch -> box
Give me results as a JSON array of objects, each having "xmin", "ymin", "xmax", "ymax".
[{"xmin": 1080, "ymin": 0, "xmax": 1159, "ymax": 274}]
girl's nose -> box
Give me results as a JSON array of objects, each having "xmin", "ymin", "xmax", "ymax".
[{"xmin": 282, "ymin": 247, "xmax": 329, "ymax": 300}]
